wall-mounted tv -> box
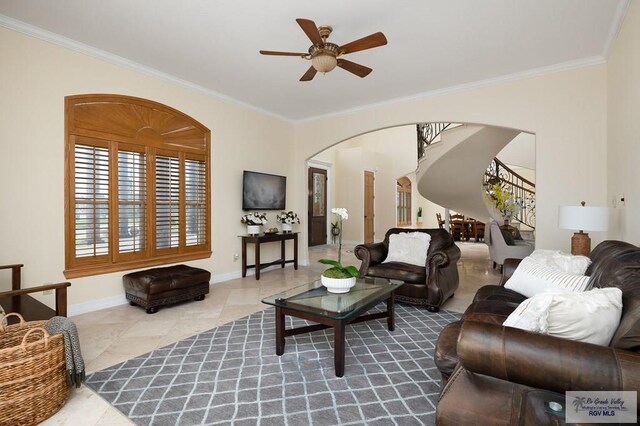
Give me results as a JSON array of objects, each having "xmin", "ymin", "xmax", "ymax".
[{"xmin": 242, "ymin": 170, "xmax": 286, "ymax": 210}]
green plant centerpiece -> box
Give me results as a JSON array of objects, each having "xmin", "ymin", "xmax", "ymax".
[
  {"xmin": 318, "ymin": 259, "xmax": 360, "ymax": 279},
  {"xmin": 319, "ymin": 208, "xmax": 359, "ymax": 293}
]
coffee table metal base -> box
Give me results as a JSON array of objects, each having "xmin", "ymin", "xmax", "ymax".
[{"xmin": 274, "ymin": 292, "xmax": 396, "ymax": 377}]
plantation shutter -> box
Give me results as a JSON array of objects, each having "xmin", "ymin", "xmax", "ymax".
[
  {"xmin": 65, "ymin": 95, "xmax": 211, "ymax": 278},
  {"xmin": 185, "ymin": 157, "xmax": 207, "ymax": 247},
  {"xmin": 74, "ymin": 143, "xmax": 110, "ymax": 258},
  {"xmin": 155, "ymin": 154, "xmax": 180, "ymax": 250},
  {"xmin": 117, "ymin": 147, "xmax": 147, "ymax": 255}
]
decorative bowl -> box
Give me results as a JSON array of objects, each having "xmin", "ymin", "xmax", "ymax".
[{"xmin": 321, "ymin": 275, "xmax": 357, "ymax": 293}]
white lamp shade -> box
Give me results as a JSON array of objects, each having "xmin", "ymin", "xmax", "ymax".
[
  {"xmin": 312, "ymin": 54, "xmax": 337, "ymax": 73},
  {"xmin": 558, "ymin": 205, "xmax": 609, "ymax": 232}
]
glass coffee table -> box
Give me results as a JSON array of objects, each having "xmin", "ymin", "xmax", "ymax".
[{"xmin": 262, "ymin": 277, "xmax": 403, "ymax": 377}]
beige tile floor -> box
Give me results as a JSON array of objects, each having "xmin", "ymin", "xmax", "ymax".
[{"xmin": 42, "ymin": 242, "xmax": 500, "ymax": 425}]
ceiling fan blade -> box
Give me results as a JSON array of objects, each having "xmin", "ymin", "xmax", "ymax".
[
  {"xmin": 260, "ymin": 50, "xmax": 307, "ymax": 57},
  {"xmin": 296, "ymin": 18, "xmax": 323, "ymax": 45},
  {"xmin": 337, "ymin": 59, "xmax": 372, "ymax": 78},
  {"xmin": 300, "ymin": 66, "xmax": 317, "ymax": 82},
  {"xmin": 339, "ymin": 32, "xmax": 388, "ymax": 55}
]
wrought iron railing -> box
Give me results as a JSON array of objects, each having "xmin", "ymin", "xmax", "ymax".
[
  {"xmin": 416, "ymin": 122, "xmax": 460, "ymax": 159},
  {"xmin": 484, "ymin": 157, "xmax": 535, "ymax": 229}
]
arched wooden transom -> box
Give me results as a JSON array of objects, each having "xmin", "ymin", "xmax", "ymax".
[{"xmin": 64, "ymin": 94, "xmax": 211, "ymax": 278}]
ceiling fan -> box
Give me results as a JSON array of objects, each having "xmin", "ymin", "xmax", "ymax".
[{"xmin": 260, "ymin": 18, "xmax": 388, "ymax": 82}]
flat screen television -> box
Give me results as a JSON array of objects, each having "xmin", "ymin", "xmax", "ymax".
[{"xmin": 242, "ymin": 170, "xmax": 286, "ymax": 210}]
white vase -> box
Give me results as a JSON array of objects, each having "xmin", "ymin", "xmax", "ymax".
[
  {"xmin": 247, "ymin": 225, "xmax": 260, "ymax": 235},
  {"xmin": 282, "ymin": 223, "xmax": 292, "ymax": 232},
  {"xmin": 321, "ymin": 275, "xmax": 357, "ymax": 294}
]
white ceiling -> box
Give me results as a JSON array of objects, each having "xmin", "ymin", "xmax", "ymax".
[{"xmin": 0, "ymin": 0, "xmax": 628, "ymax": 121}]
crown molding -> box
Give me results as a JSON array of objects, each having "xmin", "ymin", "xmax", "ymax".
[
  {"xmin": 0, "ymin": 14, "xmax": 294, "ymax": 124},
  {"xmin": 0, "ymin": 13, "xmax": 612, "ymax": 125},
  {"xmin": 602, "ymin": 0, "xmax": 631, "ymax": 59},
  {"xmin": 295, "ymin": 55, "xmax": 607, "ymax": 124}
]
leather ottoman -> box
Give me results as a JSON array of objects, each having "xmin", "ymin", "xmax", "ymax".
[{"xmin": 123, "ymin": 264, "xmax": 210, "ymax": 313}]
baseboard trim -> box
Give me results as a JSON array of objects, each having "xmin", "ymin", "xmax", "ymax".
[
  {"xmin": 68, "ymin": 294, "xmax": 128, "ymax": 317},
  {"xmin": 68, "ymin": 262, "xmax": 309, "ymax": 316}
]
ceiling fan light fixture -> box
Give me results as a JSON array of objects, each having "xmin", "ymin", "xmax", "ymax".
[
  {"xmin": 309, "ymin": 43, "xmax": 339, "ymax": 73},
  {"xmin": 312, "ymin": 53, "xmax": 338, "ymax": 73},
  {"xmin": 260, "ymin": 19, "xmax": 386, "ymax": 81}
]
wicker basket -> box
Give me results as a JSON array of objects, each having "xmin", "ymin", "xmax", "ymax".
[{"xmin": 0, "ymin": 313, "xmax": 69, "ymax": 426}]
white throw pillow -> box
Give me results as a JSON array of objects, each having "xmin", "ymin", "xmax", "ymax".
[
  {"xmin": 383, "ymin": 232, "xmax": 431, "ymax": 267},
  {"xmin": 505, "ymin": 257, "xmax": 591, "ymax": 298},
  {"xmin": 529, "ymin": 249, "xmax": 591, "ymax": 275},
  {"xmin": 503, "ymin": 287, "xmax": 623, "ymax": 346}
]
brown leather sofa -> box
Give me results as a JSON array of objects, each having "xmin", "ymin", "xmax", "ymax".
[
  {"xmin": 434, "ymin": 240, "xmax": 640, "ymax": 425},
  {"xmin": 354, "ymin": 228, "xmax": 460, "ymax": 312}
]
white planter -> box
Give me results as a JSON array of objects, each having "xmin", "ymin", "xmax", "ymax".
[
  {"xmin": 247, "ymin": 225, "xmax": 260, "ymax": 235},
  {"xmin": 321, "ymin": 275, "xmax": 357, "ymax": 294},
  {"xmin": 282, "ymin": 223, "xmax": 293, "ymax": 232}
]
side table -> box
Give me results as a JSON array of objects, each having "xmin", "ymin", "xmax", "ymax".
[{"xmin": 240, "ymin": 232, "xmax": 298, "ymax": 280}]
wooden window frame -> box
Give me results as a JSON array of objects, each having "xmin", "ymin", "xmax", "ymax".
[{"xmin": 64, "ymin": 94, "xmax": 211, "ymax": 278}]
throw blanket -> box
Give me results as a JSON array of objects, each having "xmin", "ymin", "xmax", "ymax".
[{"xmin": 44, "ymin": 316, "xmax": 85, "ymax": 388}]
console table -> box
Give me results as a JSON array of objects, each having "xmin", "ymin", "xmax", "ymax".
[{"xmin": 240, "ymin": 232, "xmax": 298, "ymax": 280}]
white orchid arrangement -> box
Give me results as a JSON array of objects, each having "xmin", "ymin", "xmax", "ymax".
[
  {"xmin": 319, "ymin": 207, "xmax": 359, "ymax": 279},
  {"xmin": 276, "ymin": 211, "xmax": 300, "ymax": 225},
  {"xmin": 240, "ymin": 212, "xmax": 268, "ymax": 226},
  {"xmin": 332, "ymin": 207, "xmax": 348, "ymax": 221}
]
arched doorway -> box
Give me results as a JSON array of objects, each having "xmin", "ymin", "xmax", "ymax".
[{"xmin": 305, "ymin": 122, "xmax": 535, "ymax": 245}]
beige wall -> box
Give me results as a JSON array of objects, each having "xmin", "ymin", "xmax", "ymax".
[
  {"xmin": 313, "ymin": 125, "xmax": 445, "ymax": 241},
  {"xmin": 0, "ymin": 27, "xmax": 294, "ymax": 312},
  {"xmin": 336, "ymin": 127, "xmax": 414, "ymax": 240},
  {"xmin": 2, "ymin": 17, "xmax": 625, "ymax": 313},
  {"xmin": 497, "ymin": 133, "xmax": 536, "ymax": 170},
  {"xmin": 607, "ymin": 0, "xmax": 640, "ymax": 244},
  {"xmin": 415, "ymin": 188, "xmax": 446, "ymax": 229},
  {"xmin": 332, "ymin": 148, "xmax": 394, "ymax": 243},
  {"xmin": 292, "ymin": 64, "xmax": 608, "ymax": 258}
]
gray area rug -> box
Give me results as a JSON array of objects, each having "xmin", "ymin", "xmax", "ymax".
[{"xmin": 86, "ymin": 304, "xmax": 460, "ymax": 425}]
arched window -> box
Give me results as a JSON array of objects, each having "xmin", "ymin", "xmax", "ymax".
[
  {"xmin": 396, "ymin": 177, "xmax": 412, "ymax": 227},
  {"xmin": 64, "ymin": 94, "xmax": 211, "ymax": 278}
]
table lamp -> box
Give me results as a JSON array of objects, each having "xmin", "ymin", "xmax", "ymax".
[{"xmin": 558, "ymin": 201, "xmax": 609, "ymax": 256}]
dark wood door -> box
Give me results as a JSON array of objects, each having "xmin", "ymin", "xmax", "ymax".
[
  {"xmin": 308, "ymin": 167, "xmax": 327, "ymax": 246},
  {"xmin": 364, "ymin": 171, "xmax": 375, "ymax": 244}
]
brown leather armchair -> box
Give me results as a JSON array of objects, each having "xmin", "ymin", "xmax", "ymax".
[
  {"xmin": 434, "ymin": 240, "xmax": 640, "ymax": 425},
  {"xmin": 354, "ymin": 228, "xmax": 461, "ymax": 312}
]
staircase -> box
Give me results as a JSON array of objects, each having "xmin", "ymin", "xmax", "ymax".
[
  {"xmin": 484, "ymin": 158, "xmax": 535, "ymax": 228},
  {"xmin": 416, "ymin": 123, "xmax": 535, "ymax": 226}
]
